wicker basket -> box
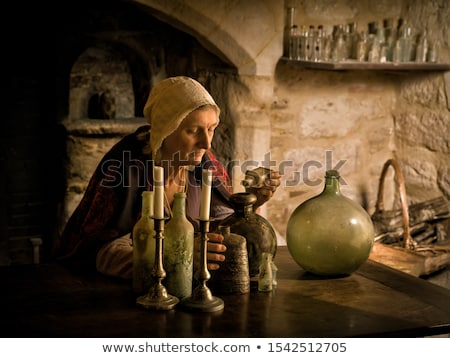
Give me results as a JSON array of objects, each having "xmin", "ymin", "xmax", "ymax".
[{"xmin": 368, "ymin": 159, "xmax": 450, "ymax": 277}]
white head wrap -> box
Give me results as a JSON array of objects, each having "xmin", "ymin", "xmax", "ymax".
[{"xmin": 143, "ymin": 76, "xmax": 220, "ymax": 158}]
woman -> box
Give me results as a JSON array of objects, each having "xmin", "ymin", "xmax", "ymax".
[{"xmin": 56, "ymin": 76, "xmax": 280, "ymax": 279}]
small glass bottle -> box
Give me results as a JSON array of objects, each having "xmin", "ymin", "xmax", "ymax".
[
  {"xmin": 332, "ymin": 24, "xmax": 347, "ymax": 62},
  {"xmin": 298, "ymin": 25, "xmax": 308, "ymax": 60},
  {"xmin": 322, "ymin": 34, "xmax": 332, "ymax": 61},
  {"xmin": 356, "ymin": 31, "xmax": 368, "ymax": 62},
  {"xmin": 313, "ymin": 25, "xmax": 325, "ymax": 62},
  {"xmin": 346, "ymin": 22, "xmax": 357, "ymax": 59},
  {"xmin": 383, "ymin": 18, "xmax": 396, "ymax": 62},
  {"xmin": 271, "ymin": 259, "xmax": 278, "ymax": 287},
  {"xmin": 305, "ymin": 25, "xmax": 315, "ymax": 61},
  {"xmin": 283, "ymin": 7, "xmax": 296, "ymax": 57},
  {"xmin": 163, "ymin": 192, "xmax": 195, "ymax": 299},
  {"xmin": 398, "ymin": 20, "xmax": 413, "ymax": 62},
  {"xmin": 258, "ymin": 252, "xmax": 273, "ymax": 292},
  {"xmin": 427, "ymin": 40, "xmax": 439, "ymax": 63},
  {"xmin": 289, "ymin": 25, "xmax": 299, "ymax": 60},
  {"xmin": 415, "ymin": 30, "xmax": 428, "ymax": 63},
  {"xmin": 132, "ymin": 190, "xmax": 156, "ymax": 295}
]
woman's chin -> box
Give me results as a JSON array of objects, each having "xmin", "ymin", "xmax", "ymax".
[{"xmin": 189, "ymin": 154, "xmax": 205, "ymax": 166}]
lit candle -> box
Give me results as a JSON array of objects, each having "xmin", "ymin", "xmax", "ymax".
[
  {"xmin": 199, "ymin": 168, "xmax": 213, "ymax": 220},
  {"xmin": 153, "ymin": 166, "xmax": 164, "ymax": 219}
]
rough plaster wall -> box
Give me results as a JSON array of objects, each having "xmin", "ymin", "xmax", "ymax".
[
  {"xmin": 392, "ymin": 0, "xmax": 450, "ymax": 204},
  {"xmin": 268, "ymin": 67, "xmax": 397, "ymax": 241}
]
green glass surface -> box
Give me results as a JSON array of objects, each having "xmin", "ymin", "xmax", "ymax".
[{"xmin": 286, "ymin": 170, "xmax": 374, "ymax": 276}]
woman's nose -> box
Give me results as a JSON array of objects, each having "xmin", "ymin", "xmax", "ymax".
[{"xmin": 198, "ymin": 130, "xmax": 211, "ymax": 149}]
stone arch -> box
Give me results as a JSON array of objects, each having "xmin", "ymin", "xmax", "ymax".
[{"xmin": 134, "ymin": 0, "xmax": 281, "ymax": 76}]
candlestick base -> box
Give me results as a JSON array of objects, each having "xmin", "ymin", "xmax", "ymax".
[
  {"xmin": 136, "ymin": 283, "xmax": 179, "ymax": 311},
  {"xmin": 180, "ymin": 285, "xmax": 224, "ymax": 312}
]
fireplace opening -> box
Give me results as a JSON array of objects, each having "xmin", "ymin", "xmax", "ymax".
[{"xmin": 88, "ymin": 92, "xmax": 116, "ymax": 120}]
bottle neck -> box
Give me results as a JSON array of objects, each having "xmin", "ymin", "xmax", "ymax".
[
  {"xmin": 231, "ymin": 193, "xmax": 257, "ymax": 217},
  {"xmin": 235, "ymin": 204, "xmax": 254, "ymax": 217},
  {"xmin": 172, "ymin": 192, "xmax": 186, "ymax": 218},
  {"xmin": 286, "ymin": 7, "xmax": 295, "ymax": 28},
  {"xmin": 141, "ymin": 191, "xmax": 154, "ymax": 217},
  {"xmin": 324, "ymin": 175, "xmax": 341, "ymax": 195}
]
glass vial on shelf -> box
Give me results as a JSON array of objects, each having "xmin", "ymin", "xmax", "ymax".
[
  {"xmin": 332, "ymin": 24, "xmax": 347, "ymax": 62},
  {"xmin": 163, "ymin": 191, "xmax": 195, "ymax": 299},
  {"xmin": 427, "ymin": 40, "xmax": 439, "ymax": 63},
  {"xmin": 397, "ymin": 19, "xmax": 413, "ymax": 62},
  {"xmin": 356, "ymin": 31, "xmax": 368, "ymax": 61},
  {"xmin": 346, "ymin": 22, "xmax": 359, "ymax": 60},
  {"xmin": 415, "ymin": 30, "xmax": 429, "ymax": 63},
  {"xmin": 322, "ymin": 34, "xmax": 332, "ymax": 62},
  {"xmin": 132, "ymin": 190, "xmax": 156, "ymax": 295},
  {"xmin": 305, "ymin": 25, "xmax": 315, "ymax": 60},
  {"xmin": 313, "ymin": 25, "xmax": 325, "ymax": 62},
  {"xmin": 258, "ymin": 252, "xmax": 273, "ymax": 292},
  {"xmin": 283, "ymin": 7, "xmax": 295, "ymax": 57},
  {"xmin": 383, "ymin": 18, "xmax": 397, "ymax": 62},
  {"xmin": 289, "ymin": 24, "xmax": 299, "ymax": 60},
  {"xmin": 298, "ymin": 25, "xmax": 308, "ymax": 60}
]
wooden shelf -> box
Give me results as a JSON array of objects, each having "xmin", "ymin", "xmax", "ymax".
[{"xmin": 280, "ymin": 57, "xmax": 450, "ymax": 71}]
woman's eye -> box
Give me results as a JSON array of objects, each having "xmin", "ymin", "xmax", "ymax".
[
  {"xmin": 185, "ymin": 126, "xmax": 215, "ymax": 136},
  {"xmin": 186, "ymin": 128, "xmax": 199, "ymax": 135}
]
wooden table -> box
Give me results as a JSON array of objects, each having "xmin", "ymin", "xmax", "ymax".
[{"xmin": 1, "ymin": 247, "xmax": 450, "ymax": 338}]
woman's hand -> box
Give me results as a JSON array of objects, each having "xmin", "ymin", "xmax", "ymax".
[
  {"xmin": 246, "ymin": 170, "xmax": 282, "ymax": 209},
  {"xmin": 194, "ymin": 232, "xmax": 227, "ymax": 271}
]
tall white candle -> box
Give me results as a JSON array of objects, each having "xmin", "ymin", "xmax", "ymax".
[
  {"xmin": 199, "ymin": 168, "xmax": 213, "ymax": 220},
  {"xmin": 153, "ymin": 166, "xmax": 164, "ymax": 219}
]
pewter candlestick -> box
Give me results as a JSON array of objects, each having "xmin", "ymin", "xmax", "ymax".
[
  {"xmin": 136, "ymin": 217, "xmax": 179, "ymax": 310},
  {"xmin": 180, "ymin": 219, "xmax": 224, "ymax": 312}
]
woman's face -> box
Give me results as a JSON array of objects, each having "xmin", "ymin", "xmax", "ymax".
[{"xmin": 160, "ymin": 107, "xmax": 219, "ymax": 166}]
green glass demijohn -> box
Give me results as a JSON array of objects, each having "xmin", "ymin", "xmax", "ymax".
[{"xmin": 286, "ymin": 170, "xmax": 374, "ymax": 276}]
